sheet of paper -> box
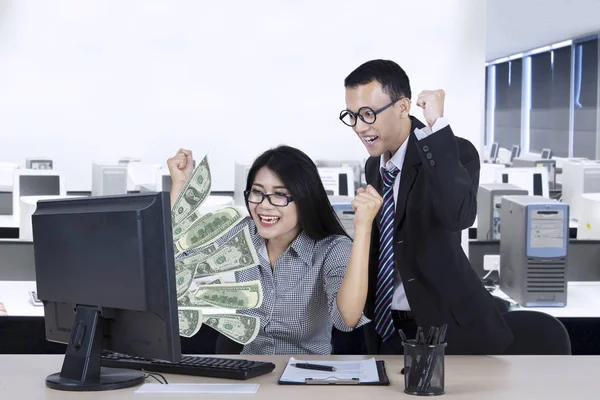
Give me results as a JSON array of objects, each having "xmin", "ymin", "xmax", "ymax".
[
  {"xmin": 135, "ymin": 383, "xmax": 259, "ymax": 394},
  {"xmin": 279, "ymin": 357, "xmax": 379, "ymax": 383}
]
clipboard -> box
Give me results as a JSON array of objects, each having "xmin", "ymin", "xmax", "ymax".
[{"xmin": 277, "ymin": 360, "xmax": 390, "ymax": 386}]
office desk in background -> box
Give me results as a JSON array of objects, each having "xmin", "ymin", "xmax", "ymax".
[
  {"xmin": 492, "ymin": 282, "xmax": 600, "ymax": 318},
  {"xmin": 0, "ymin": 354, "xmax": 598, "ymax": 399}
]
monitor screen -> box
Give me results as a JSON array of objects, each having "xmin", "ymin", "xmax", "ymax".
[
  {"xmin": 490, "ymin": 143, "xmax": 499, "ymax": 161},
  {"xmin": 19, "ymin": 175, "xmax": 60, "ymax": 197},
  {"xmin": 510, "ymin": 145, "xmax": 520, "ymax": 161},
  {"xmin": 541, "ymin": 149, "xmax": 552, "ymax": 159}
]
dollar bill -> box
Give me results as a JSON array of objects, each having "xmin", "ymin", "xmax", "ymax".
[
  {"xmin": 193, "ymin": 226, "xmax": 259, "ymax": 278},
  {"xmin": 202, "ymin": 314, "xmax": 260, "ymax": 345},
  {"xmin": 178, "ymin": 307, "xmax": 203, "ymax": 338},
  {"xmin": 173, "ymin": 210, "xmax": 204, "ymax": 241},
  {"xmin": 171, "ymin": 155, "xmax": 211, "ymax": 225},
  {"xmin": 192, "ymin": 280, "xmax": 263, "ymax": 309},
  {"xmin": 175, "ymin": 258, "xmax": 198, "ymax": 299},
  {"xmin": 174, "ymin": 207, "xmax": 246, "ymax": 254}
]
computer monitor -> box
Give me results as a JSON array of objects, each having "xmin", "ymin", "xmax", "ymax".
[
  {"xmin": 510, "ymin": 145, "xmax": 521, "ymax": 162},
  {"xmin": 13, "ymin": 169, "xmax": 66, "ymax": 219},
  {"xmin": 91, "ymin": 164, "xmax": 127, "ymax": 196},
  {"xmin": 0, "ymin": 162, "xmax": 18, "ymax": 215},
  {"xmin": 317, "ymin": 167, "xmax": 355, "ymax": 196},
  {"xmin": 31, "ymin": 192, "xmax": 180, "ymax": 391},
  {"xmin": 155, "ymin": 169, "xmax": 173, "ymax": 193},
  {"xmin": 315, "ymin": 159, "xmax": 364, "ymax": 191},
  {"xmin": 495, "ymin": 167, "xmax": 549, "ymax": 198},
  {"xmin": 541, "ymin": 148, "xmax": 552, "ymax": 159},
  {"xmin": 234, "ymin": 163, "xmax": 252, "ymax": 206},
  {"xmin": 489, "ymin": 142, "xmax": 499, "ymax": 163},
  {"xmin": 126, "ymin": 162, "xmax": 162, "ymax": 192},
  {"xmin": 26, "ymin": 158, "xmax": 53, "ymax": 170},
  {"xmin": 577, "ymin": 193, "xmax": 600, "ymax": 239}
]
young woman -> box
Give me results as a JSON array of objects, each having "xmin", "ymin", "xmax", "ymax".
[{"xmin": 167, "ymin": 145, "xmax": 382, "ymax": 355}]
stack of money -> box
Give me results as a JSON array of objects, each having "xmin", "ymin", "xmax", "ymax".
[{"xmin": 171, "ymin": 155, "xmax": 261, "ymax": 346}]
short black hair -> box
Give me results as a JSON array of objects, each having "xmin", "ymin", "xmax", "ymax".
[
  {"xmin": 245, "ymin": 145, "xmax": 349, "ymax": 241},
  {"xmin": 344, "ymin": 59, "xmax": 412, "ymax": 100}
]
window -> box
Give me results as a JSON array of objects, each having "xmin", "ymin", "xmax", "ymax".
[
  {"xmin": 493, "ymin": 60, "xmax": 522, "ymax": 150},
  {"xmin": 572, "ymin": 36, "xmax": 599, "ymax": 159},
  {"xmin": 528, "ymin": 46, "xmax": 572, "ymax": 157}
]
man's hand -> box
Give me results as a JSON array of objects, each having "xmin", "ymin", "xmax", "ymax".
[
  {"xmin": 416, "ymin": 89, "xmax": 445, "ymax": 127},
  {"xmin": 167, "ymin": 148, "xmax": 194, "ymax": 187},
  {"xmin": 351, "ymin": 185, "xmax": 383, "ymax": 232}
]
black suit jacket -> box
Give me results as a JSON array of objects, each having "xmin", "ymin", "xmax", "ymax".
[{"xmin": 363, "ymin": 116, "xmax": 513, "ymax": 355}]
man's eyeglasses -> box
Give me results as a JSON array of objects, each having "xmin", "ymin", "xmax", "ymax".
[
  {"xmin": 244, "ymin": 190, "xmax": 294, "ymax": 207},
  {"xmin": 339, "ymin": 97, "xmax": 405, "ymax": 127}
]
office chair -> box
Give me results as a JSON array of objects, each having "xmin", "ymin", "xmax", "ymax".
[
  {"xmin": 215, "ymin": 333, "xmax": 243, "ymax": 354},
  {"xmin": 501, "ymin": 310, "xmax": 571, "ymax": 355},
  {"xmin": 214, "ymin": 327, "xmax": 368, "ymax": 355},
  {"xmin": 492, "ymin": 296, "xmax": 510, "ymax": 314}
]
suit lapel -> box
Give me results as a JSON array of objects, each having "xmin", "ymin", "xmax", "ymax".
[
  {"xmin": 368, "ymin": 159, "xmax": 384, "ymax": 231},
  {"xmin": 394, "ymin": 117, "xmax": 424, "ymax": 231}
]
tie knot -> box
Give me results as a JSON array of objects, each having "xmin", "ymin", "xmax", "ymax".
[{"xmin": 383, "ymin": 167, "xmax": 399, "ymax": 187}]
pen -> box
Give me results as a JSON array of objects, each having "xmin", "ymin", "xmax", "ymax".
[
  {"xmin": 293, "ymin": 363, "xmax": 337, "ymax": 372},
  {"xmin": 398, "ymin": 329, "xmax": 408, "ymax": 343}
]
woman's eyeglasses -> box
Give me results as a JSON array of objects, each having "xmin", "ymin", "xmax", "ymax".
[{"xmin": 244, "ymin": 190, "xmax": 294, "ymax": 207}]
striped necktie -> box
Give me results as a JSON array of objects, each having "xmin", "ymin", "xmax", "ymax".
[{"xmin": 375, "ymin": 167, "xmax": 400, "ymax": 342}]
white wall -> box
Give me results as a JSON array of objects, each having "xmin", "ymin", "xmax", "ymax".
[
  {"xmin": 0, "ymin": 0, "xmax": 486, "ymax": 192},
  {"xmin": 486, "ymin": 0, "xmax": 600, "ymax": 61}
]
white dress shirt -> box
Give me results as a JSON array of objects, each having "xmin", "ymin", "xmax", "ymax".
[{"xmin": 379, "ymin": 117, "xmax": 449, "ymax": 311}]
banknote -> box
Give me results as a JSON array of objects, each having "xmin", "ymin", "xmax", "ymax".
[
  {"xmin": 178, "ymin": 307, "xmax": 203, "ymax": 338},
  {"xmin": 193, "ymin": 226, "xmax": 259, "ymax": 278},
  {"xmin": 171, "ymin": 155, "xmax": 211, "ymax": 225},
  {"xmin": 175, "ymin": 258, "xmax": 198, "ymax": 299},
  {"xmin": 193, "ymin": 280, "xmax": 262, "ymax": 309},
  {"xmin": 202, "ymin": 314, "xmax": 260, "ymax": 345},
  {"xmin": 173, "ymin": 210, "xmax": 204, "ymax": 241},
  {"xmin": 174, "ymin": 207, "xmax": 246, "ymax": 254}
]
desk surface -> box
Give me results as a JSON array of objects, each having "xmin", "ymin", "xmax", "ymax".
[
  {"xmin": 0, "ymin": 354, "xmax": 597, "ymax": 399},
  {"xmin": 2, "ymin": 281, "xmax": 599, "ymax": 318},
  {"xmin": 492, "ymin": 281, "xmax": 600, "ymax": 318},
  {"xmin": 0, "ymin": 215, "xmax": 18, "ymax": 228}
]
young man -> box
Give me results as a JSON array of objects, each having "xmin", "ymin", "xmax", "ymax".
[{"xmin": 341, "ymin": 59, "xmax": 513, "ymax": 355}]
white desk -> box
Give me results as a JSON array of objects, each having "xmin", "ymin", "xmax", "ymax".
[
  {"xmin": 493, "ymin": 281, "xmax": 600, "ymax": 318},
  {"xmin": 0, "ymin": 281, "xmax": 42, "ymax": 317},
  {"xmin": 2, "ymin": 280, "xmax": 599, "ymax": 319},
  {"xmin": 0, "ymin": 215, "xmax": 18, "ymax": 228},
  {"xmin": 0, "ymin": 354, "xmax": 598, "ymax": 399},
  {"xmin": 470, "ymin": 215, "xmax": 579, "ymax": 231}
]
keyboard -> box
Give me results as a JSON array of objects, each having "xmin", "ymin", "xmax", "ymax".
[{"xmin": 101, "ymin": 351, "xmax": 276, "ymax": 380}]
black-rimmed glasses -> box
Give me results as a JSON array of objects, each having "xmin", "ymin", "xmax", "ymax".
[
  {"xmin": 244, "ymin": 190, "xmax": 294, "ymax": 207},
  {"xmin": 339, "ymin": 97, "xmax": 405, "ymax": 127}
]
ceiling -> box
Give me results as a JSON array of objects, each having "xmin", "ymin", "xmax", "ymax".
[{"xmin": 486, "ymin": 0, "xmax": 600, "ymax": 61}]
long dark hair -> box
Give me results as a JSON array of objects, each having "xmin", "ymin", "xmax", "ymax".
[{"xmin": 245, "ymin": 145, "xmax": 349, "ymax": 241}]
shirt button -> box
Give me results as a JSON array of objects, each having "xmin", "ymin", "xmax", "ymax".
[
  {"xmin": 422, "ymin": 145, "xmax": 429, "ymax": 152},
  {"xmin": 430, "ymin": 160, "xmax": 436, "ymax": 166},
  {"xmin": 426, "ymin": 153, "xmax": 432, "ymax": 159}
]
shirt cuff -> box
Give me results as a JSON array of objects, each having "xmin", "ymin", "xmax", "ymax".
[
  {"xmin": 330, "ymin": 296, "xmax": 372, "ymax": 332},
  {"xmin": 414, "ymin": 117, "xmax": 449, "ymax": 140}
]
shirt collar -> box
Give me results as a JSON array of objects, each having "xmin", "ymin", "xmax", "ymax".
[
  {"xmin": 379, "ymin": 136, "xmax": 409, "ymax": 175},
  {"xmin": 249, "ymin": 220, "xmax": 315, "ymax": 266}
]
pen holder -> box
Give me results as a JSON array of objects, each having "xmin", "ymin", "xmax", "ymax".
[{"xmin": 402, "ymin": 340, "xmax": 446, "ymax": 396}]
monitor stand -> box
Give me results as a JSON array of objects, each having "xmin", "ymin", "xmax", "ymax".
[{"xmin": 45, "ymin": 305, "xmax": 145, "ymax": 391}]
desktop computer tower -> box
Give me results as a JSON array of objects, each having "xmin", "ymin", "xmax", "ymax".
[
  {"xmin": 511, "ymin": 158, "xmax": 557, "ymax": 190},
  {"xmin": 477, "ymin": 183, "xmax": 528, "ymax": 240},
  {"xmin": 499, "ymin": 196, "xmax": 569, "ymax": 307}
]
